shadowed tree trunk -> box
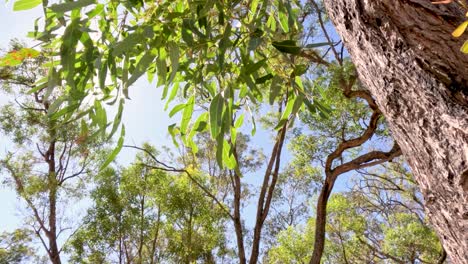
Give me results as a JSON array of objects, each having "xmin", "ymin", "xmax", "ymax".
[{"xmin": 322, "ymin": 0, "xmax": 468, "ymax": 263}]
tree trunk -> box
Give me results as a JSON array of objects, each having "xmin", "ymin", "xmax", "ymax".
[{"xmin": 323, "ymin": 0, "xmax": 468, "ymax": 263}]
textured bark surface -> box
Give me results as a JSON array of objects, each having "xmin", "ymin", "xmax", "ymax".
[{"xmin": 323, "ymin": 0, "xmax": 468, "ymax": 263}]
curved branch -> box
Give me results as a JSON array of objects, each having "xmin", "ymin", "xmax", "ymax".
[{"xmin": 309, "ymin": 83, "xmax": 401, "ymax": 264}]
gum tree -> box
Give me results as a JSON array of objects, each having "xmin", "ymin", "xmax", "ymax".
[{"xmin": 322, "ymin": 1, "xmax": 468, "ymax": 262}]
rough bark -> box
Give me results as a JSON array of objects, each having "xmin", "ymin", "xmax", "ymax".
[{"xmin": 323, "ymin": 0, "xmax": 468, "ymax": 263}]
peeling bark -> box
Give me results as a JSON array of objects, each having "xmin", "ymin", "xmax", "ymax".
[{"xmin": 323, "ymin": 0, "xmax": 468, "ymax": 263}]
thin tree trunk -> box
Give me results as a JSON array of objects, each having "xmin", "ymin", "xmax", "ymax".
[
  {"xmin": 186, "ymin": 202, "xmax": 194, "ymax": 264},
  {"xmin": 45, "ymin": 122, "xmax": 61, "ymax": 264},
  {"xmin": 138, "ymin": 194, "xmax": 145, "ymax": 264},
  {"xmin": 48, "ymin": 183, "xmax": 61, "ymax": 264},
  {"xmin": 231, "ymin": 169, "xmax": 247, "ymax": 264},
  {"xmin": 119, "ymin": 211, "xmax": 123, "ymax": 264},
  {"xmin": 323, "ymin": 1, "xmax": 468, "ymax": 263},
  {"xmin": 249, "ymin": 123, "xmax": 287, "ymax": 264},
  {"xmin": 150, "ymin": 207, "xmax": 161, "ymax": 264}
]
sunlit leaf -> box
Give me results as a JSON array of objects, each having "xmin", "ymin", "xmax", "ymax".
[
  {"xmin": 126, "ymin": 52, "xmax": 156, "ymax": 91},
  {"xmin": 13, "ymin": 0, "xmax": 41, "ymax": 11},
  {"xmin": 210, "ymin": 93, "xmax": 224, "ymax": 137},
  {"xmin": 169, "ymin": 103, "xmax": 186, "ymax": 118},
  {"xmin": 49, "ymin": 0, "xmax": 95, "ymax": 13},
  {"xmin": 108, "ymin": 99, "xmax": 124, "ymax": 140},
  {"xmin": 100, "ymin": 125, "xmax": 125, "ymax": 170},
  {"xmin": 180, "ymin": 96, "xmax": 194, "ymax": 134},
  {"xmin": 269, "ymin": 75, "xmax": 282, "ymax": 105}
]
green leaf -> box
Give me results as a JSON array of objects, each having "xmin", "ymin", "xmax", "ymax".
[
  {"xmin": 165, "ymin": 82, "xmax": 180, "ymax": 110},
  {"xmin": 231, "ymin": 127, "xmax": 237, "ymax": 146},
  {"xmin": 169, "ymin": 103, "xmax": 186, "ymax": 118},
  {"xmin": 49, "ymin": 0, "xmax": 95, "ymax": 13},
  {"xmin": 107, "ymin": 99, "xmax": 124, "ymax": 140},
  {"xmin": 180, "ymin": 96, "xmax": 194, "ymax": 134},
  {"xmin": 293, "ymin": 65, "xmax": 308, "ymax": 76},
  {"xmin": 47, "ymin": 97, "xmax": 66, "ymax": 116},
  {"xmin": 27, "ymin": 77, "xmax": 48, "ymax": 94},
  {"xmin": 86, "ymin": 3, "xmax": 103, "ymax": 18},
  {"xmin": 247, "ymin": 105, "xmax": 257, "ymax": 136},
  {"xmin": 294, "ymin": 76, "xmax": 304, "ymax": 91},
  {"xmin": 278, "ymin": 10, "xmax": 289, "ymax": 33},
  {"xmin": 168, "ymin": 123, "xmax": 180, "ymax": 147},
  {"xmin": 49, "ymin": 103, "xmax": 80, "ymax": 120},
  {"xmin": 244, "ymin": 59, "xmax": 266, "ymax": 75},
  {"xmin": 304, "ymin": 98, "xmax": 331, "ymax": 119},
  {"xmin": 269, "ymin": 75, "xmax": 282, "ymax": 105},
  {"xmin": 234, "ymin": 114, "xmax": 245, "ymax": 128},
  {"xmin": 215, "ymin": 135, "xmax": 224, "ymax": 168},
  {"xmin": 126, "ymin": 52, "xmax": 156, "ymax": 91},
  {"xmin": 272, "ymin": 40, "xmax": 301, "ymax": 55},
  {"xmin": 210, "ymin": 93, "xmax": 224, "ymax": 137},
  {"xmin": 305, "ymin": 42, "xmax": 332, "ymax": 48},
  {"xmin": 304, "ymin": 97, "xmax": 317, "ymax": 114},
  {"xmin": 13, "ymin": 0, "xmax": 41, "ymax": 11},
  {"xmin": 290, "ymin": 93, "xmax": 304, "ymax": 117},
  {"xmin": 44, "ymin": 68, "xmax": 58, "ymax": 102},
  {"xmin": 275, "ymin": 95, "xmax": 295, "ymax": 129},
  {"xmin": 98, "ymin": 57, "xmax": 108, "ymax": 91},
  {"xmin": 192, "ymin": 112, "xmax": 208, "ymax": 132},
  {"xmin": 248, "ymin": 37, "xmax": 262, "ymax": 51},
  {"xmin": 250, "ymin": 0, "xmax": 260, "ymax": 14},
  {"xmin": 255, "ymin": 73, "xmax": 274, "ymax": 84},
  {"xmin": 168, "ymin": 42, "xmax": 180, "ymax": 84},
  {"xmin": 182, "ymin": 28, "xmax": 194, "ymax": 46},
  {"xmin": 100, "ymin": 125, "xmax": 125, "ymax": 171},
  {"xmin": 156, "ymin": 56, "xmax": 167, "ymax": 88},
  {"xmin": 223, "ymin": 140, "xmax": 236, "ymax": 169},
  {"xmin": 315, "ymin": 100, "xmax": 332, "ymax": 119},
  {"xmin": 112, "ymin": 33, "xmax": 144, "ymax": 56},
  {"xmin": 186, "ymin": 113, "xmax": 208, "ymax": 154}
]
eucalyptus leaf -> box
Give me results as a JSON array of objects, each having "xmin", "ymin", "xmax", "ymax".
[
  {"xmin": 272, "ymin": 40, "xmax": 301, "ymax": 55},
  {"xmin": 13, "ymin": 0, "xmax": 41, "ymax": 11}
]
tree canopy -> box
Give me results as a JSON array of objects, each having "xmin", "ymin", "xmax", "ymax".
[{"xmin": 1, "ymin": 0, "xmax": 464, "ymax": 263}]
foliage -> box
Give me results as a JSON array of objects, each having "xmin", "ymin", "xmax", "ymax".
[
  {"xmin": 1, "ymin": 0, "xmax": 335, "ymax": 171},
  {"xmin": 0, "ymin": 0, "xmax": 448, "ymax": 263},
  {"xmin": 266, "ymin": 168, "xmax": 444, "ymax": 263},
  {"xmin": 0, "ymin": 229, "xmax": 37, "ymax": 264},
  {"xmin": 68, "ymin": 146, "xmax": 229, "ymax": 263}
]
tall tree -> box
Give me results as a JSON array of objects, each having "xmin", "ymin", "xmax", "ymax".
[
  {"xmin": 322, "ymin": 1, "xmax": 468, "ymax": 262},
  {"xmin": 68, "ymin": 145, "xmax": 229, "ymax": 264},
  {"xmin": 266, "ymin": 163, "xmax": 444, "ymax": 263},
  {"xmin": 0, "ymin": 229, "xmax": 43, "ymax": 264},
  {"xmin": 0, "ymin": 41, "xmax": 105, "ymax": 264}
]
